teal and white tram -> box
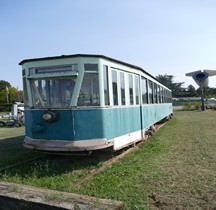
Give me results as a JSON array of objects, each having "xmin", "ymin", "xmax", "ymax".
[{"xmin": 19, "ymin": 54, "xmax": 172, "ymax": 153}]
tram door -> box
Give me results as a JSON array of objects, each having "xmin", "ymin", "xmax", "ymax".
[
  {"xmin": 140, "ymin": 77, "xmax": 149, "ymax": 138},
  {"xmin": 129, "ymin": 74, "xmax": 143, "ymax": 141}
]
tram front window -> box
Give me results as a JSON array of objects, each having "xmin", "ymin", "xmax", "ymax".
[{"xmin": 31, "ymin": 78, "xmax": 76, "ymax": 108}]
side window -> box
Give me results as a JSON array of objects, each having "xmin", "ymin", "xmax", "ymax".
[
  {"xmin": 169, "ymin": 91, "xmax": 172, "ymax": 103},
  {"xmin": 148, "ymin": 80, "xmax": 153, "ymax": 104},
  {"xmin": 164, "ymin": 89, "xmax": 167, "ymax": 103},
  {"xmin": 158, "ymin": 86, "xmax": 161, "ymax": 103},
  {"xmin": 78, "ymin": 64, "xmax": 99, "ymax": 106},
  {"xmin": 120, "ymin": 72, "xmax": 126, "ymax": 105},
  {"xmin": 112, "ymin": 70, "xmax": 118, "ymax": 105},
  {"xmin": 154, "ymin": 83, "xmax": 158, "ymax": 103},
  {"xmin": 161, "ymin": 87, "xmax": 164, "ymax": 103},
  {"xmin": 141, "ymin": 77, "xmax": 148, "ymax": 104},
  {"xmin": 103, "ymin": 65, "xmax": 109, "ymax": 105},
  {"xmin": 166, "ymin": 90, "xmax": 169, "ymax": 103},
  {"xmin": 129, "ymin": 74, "xmax": 134, "ymax": 105},
  {"xmin": 164, "ymin": 89, "xmax": 166, "ymax": 103},
  {"xmin": 135, "ymin": 75, "xmax": 139, "ymax": 105}
]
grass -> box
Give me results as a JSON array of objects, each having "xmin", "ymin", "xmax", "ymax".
[
  {"xmin": 0, "ymin": 126, "xmax": 43, "ymax": 168},
  {"xmin": 0, "ymin": 110, "xmax": 216, "ymax": 209}
]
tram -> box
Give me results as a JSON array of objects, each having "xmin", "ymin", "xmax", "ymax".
[{"xmin": 19, "ymin": 54, "xmax": 172, "ymax": 153}]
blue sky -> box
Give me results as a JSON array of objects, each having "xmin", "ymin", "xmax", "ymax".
[{"xmin": 1, "ymin": 0, "xmax": 216, "ymax": 90}]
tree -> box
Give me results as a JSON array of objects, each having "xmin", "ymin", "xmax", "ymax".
[
  {"xmin": 186, "ymin": 85, "xmax": 198, "ymax": 97},
  {"xmin": 156, "ymin": 74, "xmax": 185, "ymax": 97},
  {"xmin": 0, "ymin": 80, "xmax": 11, "ymax": 91},
  {"xmin": 0, "ymin": 80, "xmax": 10, "ymax": 111},
  {"xmin": 0, "ymin": 80, "xmax": 23, "ymax": 111},
  {"xmin": 195, "ymin": 86, "xmax": 216, "ymax": 99}
]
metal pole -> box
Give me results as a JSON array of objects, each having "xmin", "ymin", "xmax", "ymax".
[
  {"xmin": 5, "ymin": 86, "xmax": 9, "ymax": 111},
  {"xmin": 200, "ymin": 82, "xmax": 205, "ymax": 111}
]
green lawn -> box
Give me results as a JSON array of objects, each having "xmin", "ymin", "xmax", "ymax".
[
  {"xmin": 0, "ymin": 126, "xmax": 42, "ymax": 168},
  {"xmin": 0, "ymin": 110, "xmax": 215, "ymax": 209}
]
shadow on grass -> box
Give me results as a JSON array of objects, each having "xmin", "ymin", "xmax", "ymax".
[
  {"xmin": 0, "ymin": 136, "xmax": 119, "ymax": 184},
  {"xmin": 174, "ymin": 108, "xmax": 202, "ymax": 112},
  {"xmin": 0, "ymin": 136, "xmax": 42, "ymax": 168}
]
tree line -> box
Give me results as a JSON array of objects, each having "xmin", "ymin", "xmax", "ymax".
[{"xmin": 156, "ymin": 74, "xmax": 216, "ymax": 98}]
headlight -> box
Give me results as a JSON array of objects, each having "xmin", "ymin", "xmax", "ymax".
[{"xmin": 42, "ymin": 111, "xmax": 56, "ymax": 122}]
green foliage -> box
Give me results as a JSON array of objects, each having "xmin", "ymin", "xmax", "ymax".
[
  {"xmin": 183, "ymin": 101, "xmax": 201, "ymax": 110},
  {"xmin": 0, "ymin": 80, "xmax": 11, "ymax": 91},
  {"xmin": 186, "ymin": 85, "xmax": 198, "ymax": 97},
  {"xmin": 156, "ymin": 74, "xmax": 216, "ymax": 98},
  {"xmin": 0, "ymin": 80, "xmax": 23, "ymax": 111},
  {"xmin": 156, "ymin": 74, "xmax": 185, "ymax": 97}
]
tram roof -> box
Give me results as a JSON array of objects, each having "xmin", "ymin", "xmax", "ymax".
[{"xmin": 19, "ymin": 54, "xmax": 155, "ymax": 80}]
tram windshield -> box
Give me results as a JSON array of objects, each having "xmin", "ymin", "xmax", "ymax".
[{"xmin": 30, "ymin": 78, "xmax": 76, "ymax": 108}]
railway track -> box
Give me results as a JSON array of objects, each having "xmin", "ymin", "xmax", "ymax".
[
  {"xmin": 73, "ymin": 121, "xmax": 166, "ymax": 188},
  {"xmin": 0, "ymin": 155, "xmax": 46, "ymax": 173},
  {"xmin": 0, "ymin": 120, "xmax": 167, "ymax": 210},
  {"xmin": 0, "ymin": 121, "xmax": 166, "ymax": 184}
]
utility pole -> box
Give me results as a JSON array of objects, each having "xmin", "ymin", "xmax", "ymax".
[{"xmin": 5, "ymin": 86, "xmax": 9, "ymax": 111}]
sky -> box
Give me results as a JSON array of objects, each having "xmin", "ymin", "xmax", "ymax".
[{"xmin": 1, "ymin": 0, "xmax": 216, "ymax": 90}]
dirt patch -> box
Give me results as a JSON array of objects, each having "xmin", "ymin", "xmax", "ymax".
[
  {"xmin": 149, "ymin": 193, "xmax": 183, "ymax": 210},
  {"xmin": 149, "ymin": 191, "xmax": 216, "ymax": 210}
]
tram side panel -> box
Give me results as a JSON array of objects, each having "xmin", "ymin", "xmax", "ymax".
[
  {"xmin": 23, "ymin": 104, "xmax": 172, "ymax": 151},
  {"xmin": 141, "ymin": 104, "xmax": 172, "ymax": 129},
  {"xmin": 101, "ymin": 107, "xmax": 142, "ymax": 150},
  {"xmin": 73, "ymin": 108, "xmax": 104, "ymax": 140}
]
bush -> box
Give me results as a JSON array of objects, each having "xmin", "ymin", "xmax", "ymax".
[
  {"xmin": 194, "ymin": 101, "xmax": 202, "ymax": 110},
  {"xmin": 183, "ymin": 101, "xmax": 202, "ymax": 110}
]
